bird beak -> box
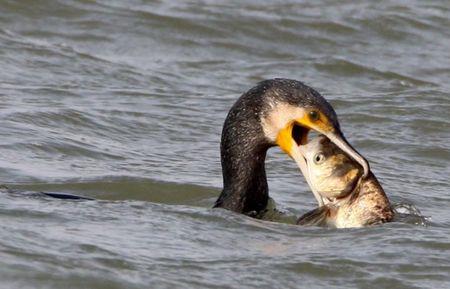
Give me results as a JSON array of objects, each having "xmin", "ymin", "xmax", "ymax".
[
  {"xmin": 321, "ymin": 130, "xmax": 370, "ymax": 178},
  {"xmin": 290, "ymin": 144, "xmax": 326, "ymax": 206}
]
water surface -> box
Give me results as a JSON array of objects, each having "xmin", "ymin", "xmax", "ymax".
[{"xmin": 0, "ymin": 1, "xmax": 449, "ymax": 288}]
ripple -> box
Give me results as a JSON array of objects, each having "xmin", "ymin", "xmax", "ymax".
[
  {"xmin": 1, "ymin": 0, "xmax": 450, "ymax": 288},
  {"xmin": 315, "ymin": 58, "xmax": 436, "ymax": 87}
]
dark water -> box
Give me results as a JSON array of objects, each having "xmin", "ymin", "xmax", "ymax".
[{"xmin": 1, "ymin": 1, "xmax": 449, "ymax": 288}]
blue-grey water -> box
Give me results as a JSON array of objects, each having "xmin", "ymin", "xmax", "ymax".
[{"xmin": 1, "ymin": 1, "xmax": 449, "ymax": 288}]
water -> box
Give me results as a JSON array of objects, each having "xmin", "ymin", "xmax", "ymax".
[{"xmin": 1, "ymin": 0, "xmax": 449, "ymax": 288}]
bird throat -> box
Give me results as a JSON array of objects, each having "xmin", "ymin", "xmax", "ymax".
[{"xmin": 216, "ymin": 141, "xmax": 270, "ymax": 215}]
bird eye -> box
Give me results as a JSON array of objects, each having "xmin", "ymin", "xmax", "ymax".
[
  {"xmin": 314, "ymin": 153, "xmax": 325, "ymax": 164},
  {"xmin": 309, "ymin": 111, "xmax": 320, "ymax": 121}
]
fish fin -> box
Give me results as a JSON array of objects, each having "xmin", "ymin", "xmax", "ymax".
[{"xmin": 297, "ymin": 206, "xmax": 332, "ymax": 227}]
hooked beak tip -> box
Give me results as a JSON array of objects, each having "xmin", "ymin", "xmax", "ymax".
[{"xmin": 325, "ymin": 131, "xmax": 370, "ymax": 178}]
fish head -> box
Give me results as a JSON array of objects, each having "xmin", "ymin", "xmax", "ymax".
[{"xmin": 301, "ymin": 135, "xmax": 362, "ymax": 200}]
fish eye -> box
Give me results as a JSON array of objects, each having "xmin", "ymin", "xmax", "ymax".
[
  {"xmin": 309, "ymin": 111, "xmax": 320, "ymax": 121},
  {"xmin": 314, "ymin": 153, "xmax": 325, "ymax": 164}
]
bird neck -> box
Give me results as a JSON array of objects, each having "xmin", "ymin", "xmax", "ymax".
[
  {"xmin": 217, "ymin": 143, "xmax": 269, "ymax": 214},
  {"xmin": 214, "ymin": 104, "xmax": 271, "ymax": 214}
]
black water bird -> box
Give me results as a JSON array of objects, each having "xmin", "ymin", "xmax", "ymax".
[{"xmin": 214, "ymin": 78, "xmax": 369, "ymax": 216}]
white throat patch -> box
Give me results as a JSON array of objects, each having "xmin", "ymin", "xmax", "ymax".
[{"xmin": 260, "ymin": 103, "xmax": 308, "ymax": 142}]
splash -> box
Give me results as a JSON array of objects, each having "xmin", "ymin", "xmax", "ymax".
[{"xmin": 391, "ymin": 203, "xmax": 429, "ymax": 226}]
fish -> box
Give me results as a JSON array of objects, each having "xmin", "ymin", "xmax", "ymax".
[{"xmin": 297, "ymin": 135, "xmax": 394, "ymax": 228}]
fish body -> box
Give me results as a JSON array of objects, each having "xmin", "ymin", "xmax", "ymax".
[{"xmin": 297, "ymin": 136, "xmax": 394, "ymax": 228}]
